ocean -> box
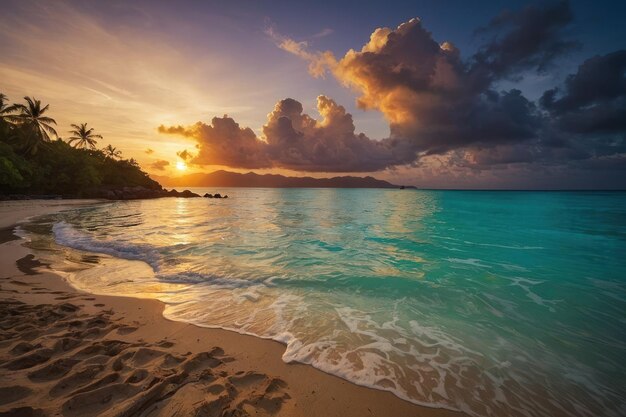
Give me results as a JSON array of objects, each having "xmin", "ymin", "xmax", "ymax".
[{"xmin": 17, "ymin": 189, "xmax": 626, "ymax": 417}]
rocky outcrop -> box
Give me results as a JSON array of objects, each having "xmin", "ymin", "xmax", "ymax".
[
  {"xmin": 98, "ymin": 186, "xmax": 201, "ymax": 200},
  {"xmin": 203, "ymin": 193, "xmax": 228, "ymax": 199}
]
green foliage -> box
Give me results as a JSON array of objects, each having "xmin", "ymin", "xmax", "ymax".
[
  {"xmin": 0, "ymin": 140, "xmax": 30, "ymax": 189},
  {"xmin": 0, "ymin": 94, "xmax": 160, "ymax": 197},
  {"xmin": 0, "ymin": 156, "xmax": 25, "ymax": 188}
]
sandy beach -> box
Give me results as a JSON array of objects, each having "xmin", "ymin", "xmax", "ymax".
[{"xmin": 0, "ymin": 200, "xmax": 464, "ymax": 417}]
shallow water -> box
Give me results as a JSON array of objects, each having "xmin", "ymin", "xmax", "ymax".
[{"xmin": 19, "ymin": 189, "xmax": 626, "ymax": 417}]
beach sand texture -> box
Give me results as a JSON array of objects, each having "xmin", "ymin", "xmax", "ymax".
[{"xmin": 0, "ymin": 201, "xmax": 462, "ymax": 417}]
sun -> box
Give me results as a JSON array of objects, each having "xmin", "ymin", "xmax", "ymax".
[{"xmin": 176, "ymin": 161, "xmax": 187, "ymax": 171}]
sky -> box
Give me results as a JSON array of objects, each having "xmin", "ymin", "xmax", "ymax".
[{"xmin": 1, "ymin": 0, "xmax": 625, "ymax": 189}]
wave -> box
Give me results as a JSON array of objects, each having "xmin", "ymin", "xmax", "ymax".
[
  {"xmin": 158, "ymin": 271, "xmax": 265, "ymax": 289},
  {"xmin": 52, "ymin": 221, "xmax": 162, "ymax": 271}
]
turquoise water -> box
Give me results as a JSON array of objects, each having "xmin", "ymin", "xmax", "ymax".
[{"xmin": 20, "ymin": 189, "xmax": 626, "ymax": 417}]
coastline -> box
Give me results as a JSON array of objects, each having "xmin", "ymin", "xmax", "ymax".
[{"xmin": 0, "ymin": 201, "xmax": 465, "ymax": 417}]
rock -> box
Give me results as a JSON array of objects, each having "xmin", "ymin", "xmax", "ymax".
[
  {"xmin": 165, "ymin": 189, "xmax": 201, "ymax": 198},
  {"xmin": 97, "ymin": 187, "xmax": 200, "ymax": 200},
  {"xmin": 203, "ymin": 192, "xmax": 229, "ymax": 199},
  {"xmin": 180, "ymin": 189, "xmax": 198, "ymax": 198}
]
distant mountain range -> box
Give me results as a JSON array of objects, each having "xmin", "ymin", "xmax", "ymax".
[{"xmin": 151, "ymin": 170, "xmax": 415, "ymax": 189}]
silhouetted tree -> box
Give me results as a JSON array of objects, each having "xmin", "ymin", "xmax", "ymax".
[
  {"xmin": 103, "ymin": 144, "xmax": 122, "ymax": 159},
  {"xmin": 0, "ymin": 93, "xmax": 19, "ymax": 123},
  {"xmin": 11, "ymin": 97, "xmax": 58, "ymax": 141},
  {"xmin": 0, "ymin": 93, "xmax": 19, "ymax": 144},
  {"xmin": 68, "ymin": 123, "xmax": 102, "ymax": 149}
]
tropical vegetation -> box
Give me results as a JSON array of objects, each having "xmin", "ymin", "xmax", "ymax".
[{"xmin": 0, "ymin": 93, "xmax": 160, "ymax": 197}]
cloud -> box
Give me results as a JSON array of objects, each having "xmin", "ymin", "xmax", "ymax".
[
  {"xmin": 541, "ymin": 50, "xmax": 626, "ymax": 134},
  {"xmin": 268, "ymin": 2, "xmax": 625, "ymax": 176},
  {"xmin": 265, "ymin": 26, "xmax": 337, "ymax": 78},
  {"xmin": 270, "ymin": 4, "xmax": 574, "ymax": 156},
  {"xmin": 157, "ymin": 125, "xmax": 193, "ymax": 137},
  {"xmin": 176, "ymin": 149, "xmax": 193, "ymax": 161},
  {"xmin": 160, "ymin": 118, "xmax": 269, "ymax": 169},
  {"xmin": 262, "ymin": 96, "xmax": 403, "ymax": 171},
  {"xmin": 471, "ymin": 0, "xmax": 579, "ymax": 82},
  {"xmin": 149, "ymin": 159, "xmax": 170, "ymax": 170},
  {"xmin": 160, "ymin": 96, "xmax": 403, "ymax": 171},
  {"xmin": 160, "ymin": 2, "xmax": 624, "ymax": 183},
  {"xmin": 145, "ymin": 148, "xmax": 154, "ymax": 154},
  {"xmin": 531, "ymin": 50, "xmax": 626, "ymax": 168},
  {"xmin": 320, "ymin": 5, "xmax": 573, "ymax": 157},
  {"xmin": 312, "ymin": 28, "xmax": 334, "ymax": 39}
]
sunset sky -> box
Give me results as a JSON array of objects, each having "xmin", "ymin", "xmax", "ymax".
[{"xmin": 1, "ymin": 0, "xmax": 625, "ymax": 188}]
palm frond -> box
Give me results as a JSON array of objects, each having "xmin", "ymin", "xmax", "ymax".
[
  {"xmin": 37, "ymin": 116, "xmax": 57, "ymax": 125},
  {"xmin": 24, "ymin": 97, "xmax": 36, "ymax": 111},
  {"xmin": 41, "ymin": 123, "xmax": 58, "ymax": 137},
  {"xmin": 13, "ymin": 104, "xmax": 27, "ymax": 113},
  {"xmin": 0, "ymin": 104, "xmax": 20, "ymax": 115},
  {"xmin": 4, "ymin": 115, "xmax": 24, "ymax": 124}
]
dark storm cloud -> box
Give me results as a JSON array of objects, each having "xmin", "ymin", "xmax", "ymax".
[
  {"xmin": 471, "ymin": 0, "xmax": 579, "ymax": 83},
  {"xmin": 541, "ymin": 50, "xmax": 626, "ymax": 134},
  {"xmin": 324, "ymin": 2, "xmax": 574, "ymax": 161},
  {"xmin": 159, "ymin": 1, "xmax": 625, "ymax": 179}
]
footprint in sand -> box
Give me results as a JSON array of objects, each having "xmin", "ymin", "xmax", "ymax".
[
  {"xmin": 0, "ymin": 385, "xmax": 32, "ymax": 406},
  {"xmin": 0, "ymin": 406, "xmax": 46, "ymax": 417},
  {"xmin": 156, "ymin": 340, "xmax": 174, "ymax": 348},
  {"xmin": 27, "ymin": 358, "xmax": 80, "ymax": 382},
  {"xmin": 0, "ymin": 300, "xmax": 291, "ymax": 417},
  {"xmin": 116, "ymin": 325, "xmax": 138, "ymax": 335}
]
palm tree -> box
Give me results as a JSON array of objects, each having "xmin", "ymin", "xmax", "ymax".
[
  {"xmin": 68, "ymin": 123, "xmax": 102, "ymax": 149},
  {"xmin": 103, "ymin": 144, "xmax": 122, "ymax": 159},
  {"xmin": 11, "ymin": 96, "xmax": 58, "ymax": 142},
  {"xmin": 0, "ymin": 93, "xmax": 19, "ymax": 124}
]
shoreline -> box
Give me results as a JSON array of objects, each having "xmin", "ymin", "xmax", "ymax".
[{"xmin": 0, "ymin": 201, "xmax": 465, "ymax": 417}]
